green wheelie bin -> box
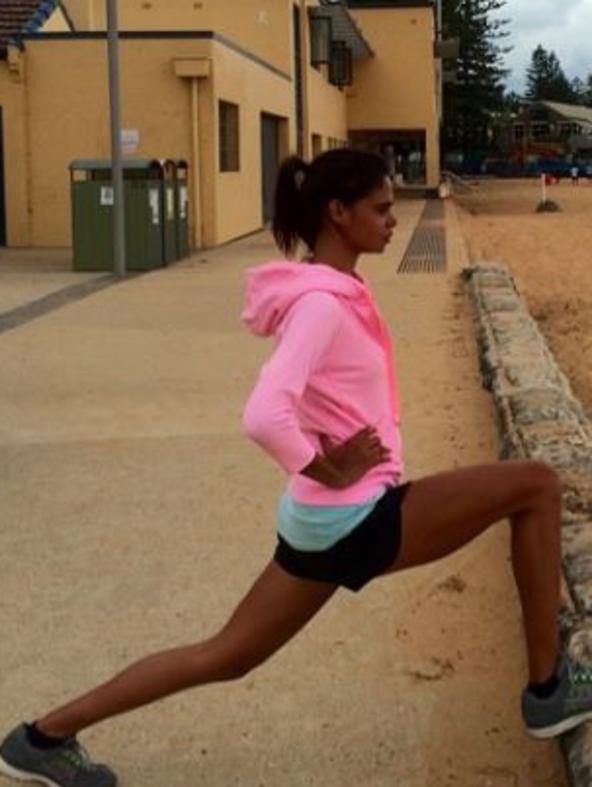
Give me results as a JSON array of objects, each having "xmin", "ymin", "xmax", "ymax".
[{"xmin": 70, "ymin": 159, "xmax": 166, "ymax": 272}]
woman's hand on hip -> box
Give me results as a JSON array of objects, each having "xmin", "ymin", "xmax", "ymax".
[{"xmin": 300, "ymin": 427, "xmax": 390, "ymax": 489}]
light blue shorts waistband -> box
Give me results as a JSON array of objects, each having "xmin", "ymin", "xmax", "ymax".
[{"xmin": 277, "ymin": 490, "xmax": 386, "ymax": 552}]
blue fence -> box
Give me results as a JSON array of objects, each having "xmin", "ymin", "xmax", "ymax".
[{"xmin": 446, "ymin": 155, "xmax": 592, "ymax": 178}]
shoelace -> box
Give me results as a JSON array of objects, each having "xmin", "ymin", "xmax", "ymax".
[
  {"xmin": 570, "ymin": 662, "xmax": 592, "ymax": 686},
  {"xmin": 60, "ymin": 740, "xmax": 98, "ymax": 772}
]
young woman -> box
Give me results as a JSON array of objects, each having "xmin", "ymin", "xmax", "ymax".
[{"xmin": 1, "ymin": 148, "xmax": 590, "ymax": 787}]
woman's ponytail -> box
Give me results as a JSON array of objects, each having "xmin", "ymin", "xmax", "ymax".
[{"xmin": 272, "ymin": 156, "xmax": 312, "ymax": 257}]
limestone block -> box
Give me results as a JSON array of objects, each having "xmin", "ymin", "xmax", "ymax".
[
  {"xmin": 466, "ymin": 262, "xmax": 592, "ymax": 786},
  {"xmin": 562, "ymin": 723, "xmax": 592, "ymax": 784},
  {"xmin": 508, "ymin": 389, "xmax": 586, "ymax": 427}
]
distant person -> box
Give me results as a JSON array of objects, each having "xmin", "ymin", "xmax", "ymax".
[
  {"xmin": 2, "ymin": 149, "xmax": 592, "ymax": 787},
  {"xmin": 383, "ymin": 143, "xmax": 397, "ymax": 181},
  {"xmin": 571, "ymin": 165, "xmax": 580, "ymax": 184}
]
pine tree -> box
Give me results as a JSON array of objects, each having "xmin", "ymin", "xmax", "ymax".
[
  {"xmin": 525, "ymin": 45, "xmax": 575, "ymax": 103},
  {"xmin": 571, "ymin": 76, "xmax": 587, "ymax": 105},
  {"xmin": 585, "ymin": 74, "xmax": 592, "ymax": 107},
  {"xmin": 525, "ymin": 45, "xmax": 548, "ymax": 100},
  {"xmin": 442, "ymin": 0, "xmax": 510, "ymax": 156}
]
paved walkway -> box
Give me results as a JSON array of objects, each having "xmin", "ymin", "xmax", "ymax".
[
  {"xmin": 0, "ymin": 248, "xmax": 104, "ymax": 314},
  {"xmin": 0, "ymin": 203, "xmax": 564, "ymax": 786}
]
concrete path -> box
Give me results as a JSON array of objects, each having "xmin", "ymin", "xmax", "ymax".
[
  {"xmin": 0, "ymin": 203, "xmax": 564, "ymax": 786},
  {"xmin": 0, "ymin": 248, "xmax": 104, "ymax": 314}
]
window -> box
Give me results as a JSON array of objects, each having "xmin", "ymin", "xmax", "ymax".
[
  {"xmin": 531, "ymin": 122, "xmax": 550, "ymax": 139},
  {"xmin": 219, "ymin": 101, "xmax": 240, "ymax": 172},
  {"xmin": 309, "ymin": 13, "xmax": 332, "ymax": 67},
  {"xmin": 513, "ymin": 124, "xmax": 525, "ymax": 141},
  {"xmin": 312, "ymin": 133, "xmax": 323, "ymax": 157},
  {"xmin": 329, "ymin": 41, "xmax": 353, "ymax": 88}
]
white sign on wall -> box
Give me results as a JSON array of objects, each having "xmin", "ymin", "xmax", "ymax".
[{"xmin": 121, "ymin": 129, "xmax": 140, "ymax": 156}]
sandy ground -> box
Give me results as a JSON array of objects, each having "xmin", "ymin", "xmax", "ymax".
[
  {"xmin": 0, "ymin": 205, "xmax": 565, "ymax": 786},
  {"xmin": 455, "ymin": 177, "xmax": 592, "ymax": 421}
]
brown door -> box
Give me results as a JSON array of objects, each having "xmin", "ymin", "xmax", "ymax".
[{"xmin": 261, "ymin": 113, "xmax": 281, "ymax": 225}]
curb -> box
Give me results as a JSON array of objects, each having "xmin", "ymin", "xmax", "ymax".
[{"xmin": 464, "ymin": 262, "xmax": 592, "ymax": 785}]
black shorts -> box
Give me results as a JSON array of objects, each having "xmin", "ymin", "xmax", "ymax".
[{"xmin": 273, "ymin": 482, "xmax": 411, "ymax": 592}]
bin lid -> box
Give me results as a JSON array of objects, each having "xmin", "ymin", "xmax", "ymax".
[
  {"xmin": 157, "ymin": 158, "xmax": 177, "ymax": 179},
  {"xmin": 69, "ymin": 159, "xmax": 164, "ymax": 173},
  {"xmin": 155, "ymin": 159, "xmax": 189, "ymax": 175}
]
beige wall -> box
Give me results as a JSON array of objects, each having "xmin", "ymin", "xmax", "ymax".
[
  {"xmin": 347, "ymin": 7, "xmax": 440, "ymax": 187},
  {"xmin": 0, "ymin": 35, "xmax": 294, "ymax": 248},
  {"xmin": 209, "ymin": 39, "xmax": 292, "ymax": 245},
  {"xmin": 11, "ymin": 38, "xmax": 198, "ymax": 247},
  {"xmin": 63, "ymin": 0, "xmax": 294, "ymax": 76},
  {"xmin": 0, "ymin": 53, "xmax": 29, "ymax": 245},
  {"xmin": 62, "ymin": 0, "xmax": 96, "ymax": 31},
  {"xmin": 308, "ymin": 67, "xmax": 348, "ymax": 154},
  {"xmin": 0, "ymin": 0, "xmax": 72, "ymax": 244}
]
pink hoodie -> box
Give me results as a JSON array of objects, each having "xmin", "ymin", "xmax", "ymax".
[{"xmin": 242, "ymin": 261, "xmax": 404, "ymax": 505}]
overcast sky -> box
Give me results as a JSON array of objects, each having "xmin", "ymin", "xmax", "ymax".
[{"xmin": 495, "ymin": 0, "xmax": 592, "ymax": 93}]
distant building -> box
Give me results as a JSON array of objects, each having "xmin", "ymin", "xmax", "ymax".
[
  {"xmin": 511, "ymin": 100, "xmax": 592, "ymax": 160},
  {"xmin": 0, "ymin": 0, "xmax": 442, "ymax": 250}
]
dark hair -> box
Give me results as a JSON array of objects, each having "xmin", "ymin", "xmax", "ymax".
[{"xmin": 272, "ymin": 148, "xmax": 389, "ymax": 257}]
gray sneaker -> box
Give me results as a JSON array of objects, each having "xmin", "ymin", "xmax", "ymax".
[
  {"xmin": 523, "ymin": 655, "xmax": 592, "ymax": 738},
  {"xmin": 0, "ymin": 724, "xmax": 117, "ymax": 787}
]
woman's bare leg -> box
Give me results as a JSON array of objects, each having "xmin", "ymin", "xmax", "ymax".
[
  {"xmin": 36, "ymin": 562, "xmax": 337, "ymax": 739},
  {"xmin": 34, "ymin": 459, "xmax": 561, "ymax": 738},
  {"xmin": 386, "ymin": 459, "xmax": 561, "ymax": 683}
]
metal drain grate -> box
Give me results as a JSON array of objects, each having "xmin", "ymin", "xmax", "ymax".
[{"xmin": 398, "ymin": 200, "xmax": 446, "ymax": 273}]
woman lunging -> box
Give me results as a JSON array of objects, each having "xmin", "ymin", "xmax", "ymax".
[{"xmin": 0, "ymin": 149, "xmax": 588, "ymax": 787}]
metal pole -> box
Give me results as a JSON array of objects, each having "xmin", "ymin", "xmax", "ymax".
[
  {"xmin": 191, "ymin": 78, "xmax": 203, "ymax": 249},
  {"xmin": 436, "ymin": 0, "xmax": 444, "ymax": 159},
  {"xmin": 106, "ymin": 0, "xmax": 126, "ymax": 277}
]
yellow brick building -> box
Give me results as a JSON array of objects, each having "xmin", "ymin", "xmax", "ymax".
[{"xmin": 0, "ymin": 0, "xmax": 441, "ymax": 250}]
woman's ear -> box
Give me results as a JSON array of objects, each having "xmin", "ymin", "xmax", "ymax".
[{"xmin": 327, "ymin": 198, "xmax": 348, "ymax": 227}]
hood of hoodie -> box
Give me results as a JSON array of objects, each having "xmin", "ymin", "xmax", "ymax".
[
  {"xmin": 242, "ymin": 260, "xmax": 401, "ymax": 424},
  {"xmin": 242, "ymin": 261, "xmax": 376, "ymax": 338}
]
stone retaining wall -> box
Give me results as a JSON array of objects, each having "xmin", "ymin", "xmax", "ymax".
[{"xmin": 464, "ymin": 263, "xmax": 592, "ymax": 785}]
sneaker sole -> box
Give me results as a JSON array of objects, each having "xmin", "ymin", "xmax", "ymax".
[
  {"xmin": 528, "ymin": 708, "xmax": 592, "ymax": 739},
  {"xmin": 0, "ymin": 756, "xmax": 59, "ymax": 787}
]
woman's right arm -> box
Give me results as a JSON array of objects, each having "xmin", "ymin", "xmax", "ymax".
[
  {"xmin": 243, "ymin": 293, "xmax": 389, "ymax": 488},
  {"xmin": 242, "ymin": 292, "xmax": 343, "ymax": 476}
]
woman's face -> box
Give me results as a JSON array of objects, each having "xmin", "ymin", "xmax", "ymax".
[{"xmin": 334, "ymin": 177, "xmax": 397, "ymax": 254}]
